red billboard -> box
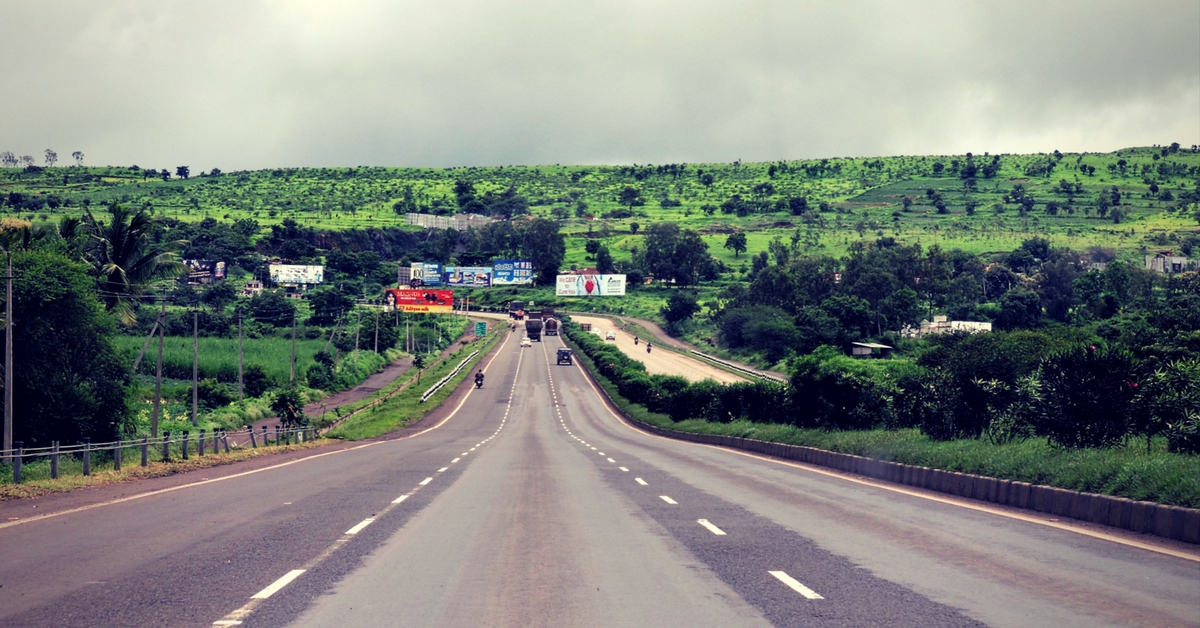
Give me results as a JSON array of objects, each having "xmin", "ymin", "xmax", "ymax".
[{"xmin": 384, "ymin": 288, "xmax": 454, "ymax": 314}]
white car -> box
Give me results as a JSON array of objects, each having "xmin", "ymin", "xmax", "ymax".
[
  {"xmin": 605, "ymin": 331, "xmax": 617, "ymax": 341},
  {"xmin": 520, "ymin": 337, "xmax": 532, "ymax": 347}
]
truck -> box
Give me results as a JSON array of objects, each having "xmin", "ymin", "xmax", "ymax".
[
  {"xmin": 541, "ymin": 306, "xmax": 555, "ymax": 319},
  {"xmin": 543, "ymin": 318, "xmax": 559, "ymax": 336},
  {"xmin": 508, "ymin": 300, "xmax": 525, "ymax": 320},
  {"xmin": 525, "ymin": 317, "xmax": 543, "ymax": 342}
]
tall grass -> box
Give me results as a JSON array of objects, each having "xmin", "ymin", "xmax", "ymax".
[{"xmin": 114, "ymin": 335, "xmax": 327, "ymax": 383}]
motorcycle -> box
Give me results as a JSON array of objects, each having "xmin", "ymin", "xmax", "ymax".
[
  {"xmin": 634, "ymin": 336, "xmax": 639, "ymax": 345},
  {"xmin": 474, "ymin": 374, "xmax": 484, "ymax": 389},
  {"xmin": 646, "ymin": 343, "xmax": 652, "ymax": 354}
]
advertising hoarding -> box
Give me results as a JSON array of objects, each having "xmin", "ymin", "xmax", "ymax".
[
  {"xmin": 492, "ymin": 259, "xmax": 534, "ymax": 285},
  {"xmin": 555, "ymin": 274, "xmax": 626, "ymax": 296},
  {"xmin": 184, "ymin": 259, "xmax": 226, "ymax": 285},
  {"xmin": 444, "ymin": 266, "xmax": 492, "ymax": 287},
  {"xmin": 269, "ymin": 264, "xmax": 324, "ymax": 285},
  {"xmin": 383, "ymin": 288, "xmax": 454, "ymax": 314},
  {"xmin": 410, "ymin": 262, "xmax": 443, "ymax": 286}
]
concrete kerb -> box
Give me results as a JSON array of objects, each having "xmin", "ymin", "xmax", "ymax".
[{"xmin": 627, "ymin": 420, "xmax": 1198, "ymax": 544}]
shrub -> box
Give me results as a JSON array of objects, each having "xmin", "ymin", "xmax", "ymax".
[
  {"xmin": 243, "ymin": 363, "xmax": 274, "ymax": 398},
  {"xmin": 1035, "ymin": 345, "xmax": 1138, "ymax": 448}
]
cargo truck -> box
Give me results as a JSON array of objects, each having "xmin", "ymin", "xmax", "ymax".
[
  {"xmin": 525, "ymin": 317, "xmax": 543, "ymax": 341},
  {"xmin": 508, "ymin": 300, "xmax": 525, "ymax": 320},
  {"xmin": 543, "ymin": 318, "xmax": 559, "ymax": 336}
]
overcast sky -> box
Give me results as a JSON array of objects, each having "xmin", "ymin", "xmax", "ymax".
[{"xmin": 3, "ymin": 1, "xmax": 1198, "ymax": 172}]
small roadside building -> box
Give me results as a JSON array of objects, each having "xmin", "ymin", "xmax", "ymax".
[{"xmin": 850, "ymin": 342, "xmax": 893, "ymax": 359}]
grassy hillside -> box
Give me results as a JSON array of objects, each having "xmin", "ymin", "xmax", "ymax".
[{"xmin": 2, "ymin": 145, "xmax": 1197, "ymax": 263}]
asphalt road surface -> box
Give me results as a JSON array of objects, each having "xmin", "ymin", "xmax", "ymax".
[
  {"xmin": 0, "ymin": 332, "xmax": 1196, "ymax": 627},
  {"xmin": 570, "ymin": 315, "xmax": 748, "ymax": 384}
]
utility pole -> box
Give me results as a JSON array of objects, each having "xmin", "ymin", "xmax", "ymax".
[
  {"xmin": 290, "ymin": 310, "xmax": 296, "ymax": 382},
  {"xmin": 152, "ymin": 300, "xmax": 165, "ymax": 438},
  {"xmin": 237, "ymin": 313, "xmax": 244, "ymax": 403},
  {"xmin": 374, "ymin": 311, "xmax": 379, "ymax": 354},
  {"xmin": 354, "ymin": 310, "xmax": 361, "ymax": 356},
  {"xmin": 3, "ymin": 251, "xmax": 11, "ymax": 462},
  {"xmin": 191, "ymin": 307, "xmax": 198, "ymax": 427}
]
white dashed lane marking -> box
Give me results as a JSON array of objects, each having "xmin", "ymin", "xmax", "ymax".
[
  {"xmin": 697, "ymin": 519, "xmax": 726, "ymax": 535},
  {"xmin": 250, "ymin": 569, "xmax": 306, "ymax": 600},
  {"xmin": 769, "ymin": 571, "xmax": 824, "ymax": 600},
  {"xmin": 419, "ymin": 477, "xmax": 432, "ymax": 486},
  {"xmin": 344, "ymin": 518, "xmax": 375, "ymax": 535},
  {"xmin": 659, "ymin": 496, "xmax": 678, "ymax": 505},
  {"xmin": 635, "ymin": 478, "xmax": 648, "ymax": 486}
]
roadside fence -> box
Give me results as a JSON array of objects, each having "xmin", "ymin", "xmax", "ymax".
[{"xmin": 1, "ymin": 424, "xmax": 319, "ymax": 485}]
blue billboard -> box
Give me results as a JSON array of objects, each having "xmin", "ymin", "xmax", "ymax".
[
  {"xmin": 444, "ymin": 266, "xmax": 492, "ymax": 287},
  {"xmin": 492, "ymin": 259, "xmax": 534, "ymax": 285}
]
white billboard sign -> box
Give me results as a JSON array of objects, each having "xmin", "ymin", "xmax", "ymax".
[
  {"xmin": 555, "ymin": 274, "xmax": 626, "ymax": 296},
  {"xmin": 269, "ymin": 264, "xmax": 324, "ymax": 285}
]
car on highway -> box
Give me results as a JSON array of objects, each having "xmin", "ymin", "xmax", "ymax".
[
  {"xmin": 520, "ymin": 337, "xmax": 532, "ymax": 347},
  {"xmin": 605, "ymin": 330, "xmax": 616, "ymax": 341}
]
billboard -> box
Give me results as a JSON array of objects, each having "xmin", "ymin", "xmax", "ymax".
[
  {"xmin": 444, "ymin": 266, "xmax": 492, "ymax": 287},
  {"xmin": 492, "ymin": 259, "xmax": 534, "ymax": 285},
  {"xmin": 555, "ymin": 274, "xmax": 626, "ymax": 296},
  {"xmin": 383, "ymin": 289, "xmax": 454, "ymax": 314},
  {"xmin": 410, "ymin": 262, "xmax": 443, "ymax": 286},
  {"xmin": 269, "ymin": 264, "xmax": 324, "ymax": 285},
  {"xmin": 184, "ymin": 259, "xmax": 226, "ymax": 285},
  {"xmin": 397, "ymin": 265, "xmax": 412, "ymax": 287}
]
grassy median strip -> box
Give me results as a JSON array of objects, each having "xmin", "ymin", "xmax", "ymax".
[
  {"xmin": 565, "ymin": 335, "xmax": 1200, "ymax": 509},
  {"xmin": 325, "ymin": 329, "xmax": 505, "ymax": 441}
]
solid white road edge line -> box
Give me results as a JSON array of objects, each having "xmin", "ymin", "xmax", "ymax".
[
  {"xmin": 768, "ymin": 570, "xmax": 824, "ymax": 600},
  {"xmin": 250, "ymin": 569, "xmax": 307, "ymax": 599}
]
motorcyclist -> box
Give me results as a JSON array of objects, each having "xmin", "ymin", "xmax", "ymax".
[
  {"xmin": 646, "ymin": 342, "xmax": 652, "ymax": 354},
  {"xmin": 634, "ymin": 336, "xmax": 639, "ymax": 345},
  {"xmin": 474, "ymin": 370, "xmax": 484, "ymax": 387}
]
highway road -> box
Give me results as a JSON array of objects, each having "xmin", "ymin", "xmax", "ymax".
[
  {"xmin": 571, "ymin": 314, "xmax": 748, "ymax": 384},
  {"xmin": 0, "ymin": 331, "xmax": 1196, "ymax": 627}
]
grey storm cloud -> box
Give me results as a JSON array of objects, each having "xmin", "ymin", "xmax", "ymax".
[{"xmin": 2, "ymin": 0, "xmax": 1197, "ymax": 171}]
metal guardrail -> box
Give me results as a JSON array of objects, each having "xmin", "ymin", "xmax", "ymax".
[
  {"xmin": 420, "ymin": 349, "xmax": 481, "ymax": 402},
  {"xmin": 1, "ymin": 424, "xmax": 318, "ymax": 484},
  {"xmin": 689, "ymin": 350, "xmax": 788, "ymax": 383}
]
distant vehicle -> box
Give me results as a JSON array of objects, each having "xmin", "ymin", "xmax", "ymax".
[
  {"xmin": 543, "ymin": 318, "xmax": 559, "ymax": 336},
  {"xmin": 509, "ymin": 300, "xmax": 525, "ymax": 320},
  {"xmin": 541, "ymin": 306, "xmax": 555, "ymax": 319},
  {"xmin": 525, "ymin": 317, "xmax": 543, "ymax": 341},
  {"xmin": 556, "ymin": 348, "xmax": 573, "ymax": 365},
  {"xmin": 605, "ymin": 330, "xmax": 616, "ymax": 341},
  {"xmin": 520, "ymin": 337, "xmax": 532, "ymax": 347},
  {"xmin": 580, "ymin": 322, "xmax": 592, "ymax": 332}
]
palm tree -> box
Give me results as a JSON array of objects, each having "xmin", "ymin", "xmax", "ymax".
[{"xmin": 84, "ymin": 205, "xmax": 185, "ymax": 324}]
